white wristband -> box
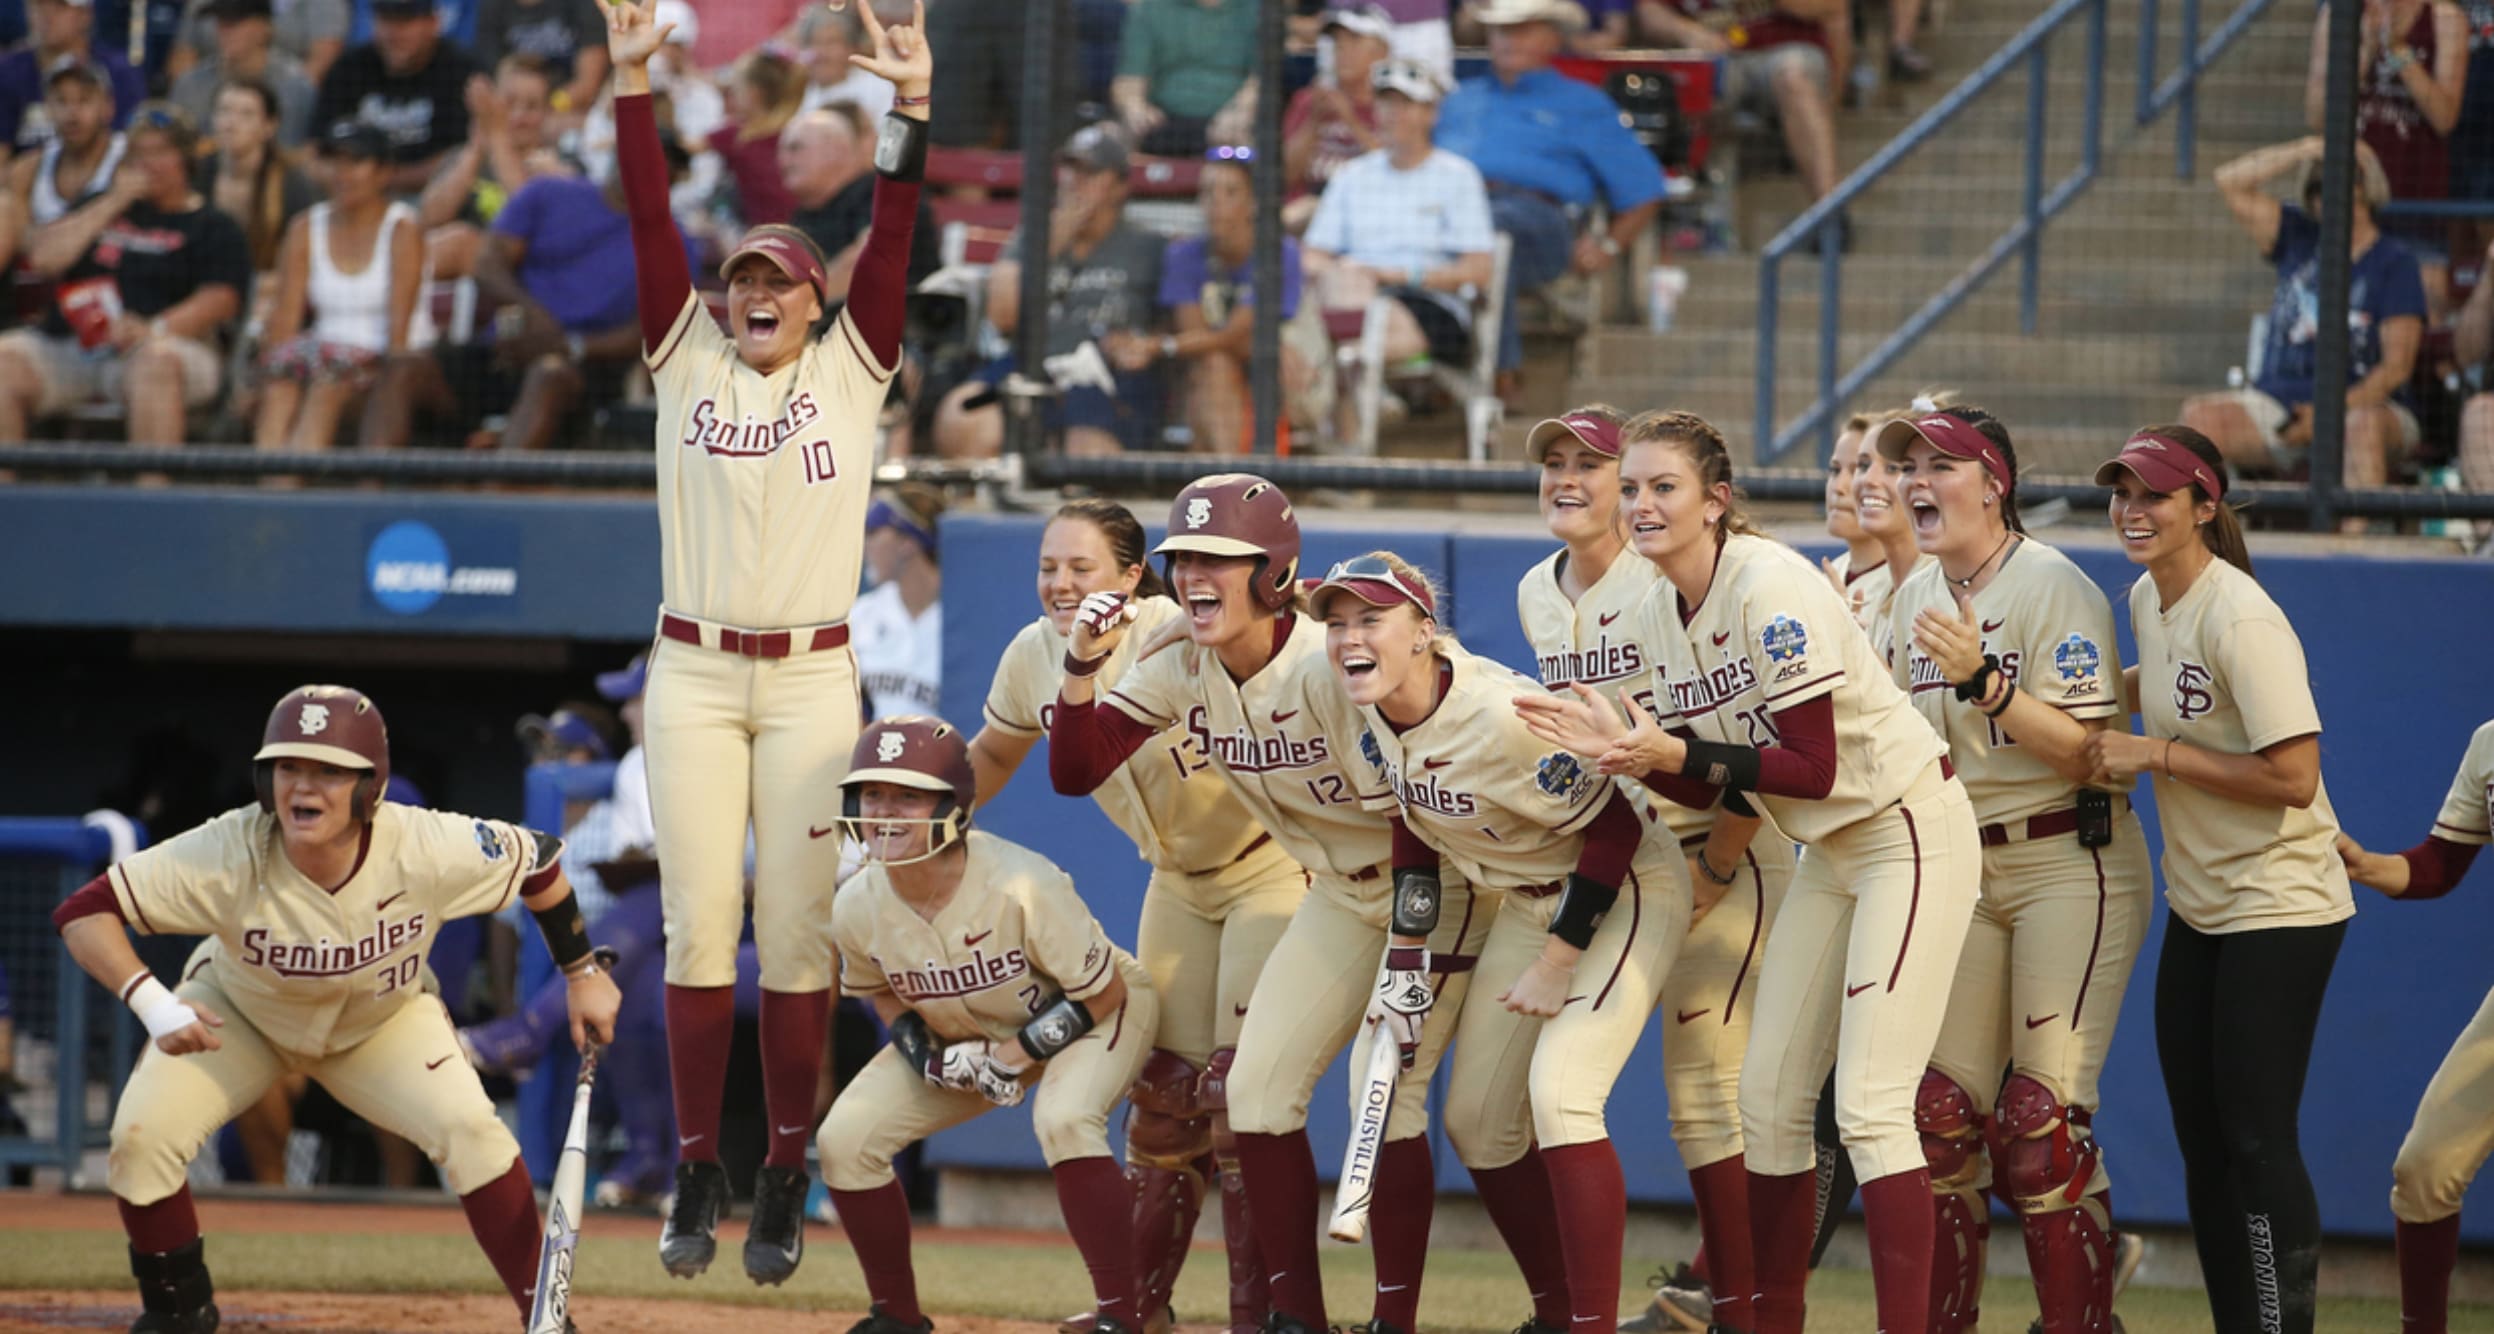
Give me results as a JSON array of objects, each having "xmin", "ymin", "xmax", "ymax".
[{"xmin": 124, "ymin": 974, "xmax": 198, "ymax": 1040}]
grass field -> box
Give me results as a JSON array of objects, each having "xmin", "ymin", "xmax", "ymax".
[{"xmin": 3, "ymin": 1196, "xmax": 2488, "ymax": 1332}]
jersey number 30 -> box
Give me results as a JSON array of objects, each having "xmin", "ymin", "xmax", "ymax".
[{"xmin": 376, "ymin": 954, "xmax": 422, "ymax": 998}]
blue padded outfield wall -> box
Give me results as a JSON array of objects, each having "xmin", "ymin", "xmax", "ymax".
[{"xmin": 0, "ymin": 488, "xmax": 2488, "ymax": 1239}]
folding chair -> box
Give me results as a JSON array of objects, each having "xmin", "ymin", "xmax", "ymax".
[{"xmin": 1332, "ymin": 232, "xmax": 1512, "ymax": 461}]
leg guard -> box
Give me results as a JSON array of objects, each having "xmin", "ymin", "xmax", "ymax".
[
  {"xmin": 1127, "ymin": 1050, "xmax": 1213, "ymax": 1326},
  {"xmin": 1203, "ymin": 1047, "xmax": 1268, "ymax": 1334},
  {"xmin": 1916, "ymin": 1069, "xmax": 1990, "ymax": 1334},
  {"xmin": 1991, "ymin": 1072, "xmax": 2116, "ymax": 1334},
  {"xmin": 129, "ymin": 1239, "xmax": 217, "ymax": 1334}
]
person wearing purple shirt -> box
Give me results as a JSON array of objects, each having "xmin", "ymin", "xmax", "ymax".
[
  {"xmin": 0, "ymin": 0, "xmax": 151, "ymax": 154},
  {"xmin": 1124, "ymin": 149, "xmax": 1305, "ymax": 451}
]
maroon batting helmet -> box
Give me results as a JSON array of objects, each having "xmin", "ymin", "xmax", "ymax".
[
  {"xmin": 253, "ymin": 684, "xmax": 391, "ymax": 821},
  {"xmin": 839, "ymin": 715, "xmax": 977, "ymax": 863},
  {"xmin": 1154, "ymin": 473, "xmax": 1301, "ymax": 612}
]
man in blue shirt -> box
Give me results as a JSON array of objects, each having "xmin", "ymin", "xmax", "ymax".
[
  {"xmin": 2182, "ymin": 136, "xmax": 2427, "ymax": 513},
  {"xmin": 0, "ymin": 0, "xmax": 149, "ymax": 154},
  {"xmin": 1432, "ymin": 0, "xmax": 1662, "ymax": 376}
]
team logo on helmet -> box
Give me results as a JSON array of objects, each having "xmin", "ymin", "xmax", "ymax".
[
  {"xmin": 299, "ymin": 703, "xmax": 331, "ymax": 735},
  {"xmin": 1184, "ymin": 497, "xmax": 1212, "ymax": 529},
  {"xmin": 878, "ymin": 731, "xmax": 908, "ymax": 763}
]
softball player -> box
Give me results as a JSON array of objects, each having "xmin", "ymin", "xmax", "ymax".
[
  {"xmin": 1846, "ymin": 408, "xmax": 1933, "ymax": 662},
  {"xmin": 49, "ymin": 685, "xmax": 621, "ymax": 1334},
  {"xmin": 821, "ymin": 716, "xmax": 1159, "ymax": 1334},
  {"xmin": 969, "ymin": 498, "xmax": 1305, "ymax": 1334},
  {"xmin": 1315, "ymin": 551, "xmax": 1691, "ymax": 1334},
  {"xmin": 1517, "ymin": 411, "xmax": 1981, "ymax": 1334},
  {"xmin": 1518, "ymin": 408, "xmax": 1793, "ymax": 1334},
  {"xmin": 1877, "ymin": 407, "xmax": 2154, "ymax": 1334},
  {"xmin": 606, "ymin": 0, "xmax": 930, "ymax": 1282},
  {"xmin": 2086, "ymin": 427, "xmax": 2351, "ymax": 1334},
  {"xmin": 2336, "ymin": 719, "xmax": 2494, "ymax": 1334},
  {"xmin": 1048, "ymin": 474, "xmax": 1492, "ymax": 1334},
  {"xmin": 1819, "ymin": 412, "xmax": 1889, "ymax": 628}
]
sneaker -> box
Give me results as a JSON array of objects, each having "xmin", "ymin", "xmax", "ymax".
[
  {"xmin": 848, "ymin": 1305, "xmax": 935, "ymax": 1334},
  {"xmin": 658, "ymin": 1160, "xmax": 727, "ymax": 1278},
  {"xmin": 743, "ymin": 1164, "xmax": 809, "ymax": 1286},
  {"xmin": 1887, "ymin": 44, "xmax": 1935, "ymax": 81},
  {"xmin": 1655, "ymin": 1263, "xmax": 1714, "ymax": 1332}
]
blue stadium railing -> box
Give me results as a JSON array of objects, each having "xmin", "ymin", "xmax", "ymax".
[
  {"xmin": 1, "ymin": 817, "xmax": 145, "ymax": 1184},
  {"xmin": 1755, "ymin": 0, "xmax": 2279, "ymax": 466}
]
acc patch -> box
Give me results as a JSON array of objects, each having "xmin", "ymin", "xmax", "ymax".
[
  {"xmin": 1360, "ymin": 729, "xmax": 1385, "ymax": 774},
  {"xmin": 2053, "ymin": 633, "xmax": 2102, "ymax": 691},
  {"xmin": 1535, "ymin": 752, "xmax": 1594, "ymax": 801},
  {"xmin": 1761, "ymin": 614, "xmax": 1808, "ymax": 664},
  {"xmin": 473, "ymin": 820, "xmax": 507, "ymax": 861}
]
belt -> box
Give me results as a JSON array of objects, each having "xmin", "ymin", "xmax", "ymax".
[
  {"xmin": 1184, "ymin": 831, "xmax": 1274, "ymax": 878},
  {"xmin": 1979, "ymin": 798, "xmax": 2124, "ymax": 849},
  {"xmin": 1487, "ymin": 180, "xmax": 1572, "ymax": 212},
  {"xmin": 659, "ymin": 612, "xmax": 850, "ymax": 659},
  {"xmin": 1509, "ymin": 880, "xmax": 1563, "ymax": 900},
  {"xmin": 1345, "ymin": 863, "xmax": 1383, "ymax": 884}
]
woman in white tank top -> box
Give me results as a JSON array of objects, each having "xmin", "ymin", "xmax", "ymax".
[{"xmin": 254, "ymin": 121, "xmax": 424, "ymax": 453}]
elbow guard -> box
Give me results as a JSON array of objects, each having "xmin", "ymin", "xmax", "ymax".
[
  {"xmin": 874, "ymin": 113, "xmax": 928, "ymax": 182},
  {"xmin": 889, "ymin": 1011, "xmax": 941, "ymax": 1080},
  {"xmin": 1550, "ymin": 872, "xmax": 1618, "ymax": 950},
  {"xmin": 1018, "ymin": 993, "xmax": 1098, "ymax": 1062},
  {"xmin": 1681, "ymin": 739, "xmax": 1763, "ymax": 791},
  {"xmin": 1391, "ymin": 867, "xmax": 1442, "ymax": 938}
]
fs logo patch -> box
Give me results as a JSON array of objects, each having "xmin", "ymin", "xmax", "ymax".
[
  {"xmin": 1184, "ymin": 497, "xmax": 1213, "ymax": 529},
  {"xmin": 1360, "ymin": 729, "xmax": 1385, "ymax": 774},
  {"xmin": 1535, "ymin": 752, "xmax": 1594, "ymax": 801},
  {"xmin": 1761, "ymin": 614, "xmax": 1808, "ymax": 664},
  {"xmin": 2054, "ymin": 634, "xmax": 2102, "ymax": 691},
  {"xmin": 2173, "ymin": 662, "xmax": 2216, "ymax": 721},
  {"xmin": 474, "ymin": 820, "xmax": 506, "ymax": 861},
  {"xmin": 877, "ymin": 731, "xmax": 908, "ymax": 763},
  {"xmin": 298, "ymin": 703, "xmax": 331, "ymax": 735}
]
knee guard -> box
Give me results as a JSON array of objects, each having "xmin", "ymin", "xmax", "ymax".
[
  {"xmin": 1198, "ymin": 1046, "xmax": 1237, "ymax": 1114},
  {"xmin": 1993, "ymin": 1073, "xmax": 2118, "ymax": 1334},
  {"xmin": 1916, "ymin": 1069, "xmax": 1991, "ymax": 1334},
  {"xmin": 1126, "ymin": 1049, "xmax": 1213, "ymax": 1171}
]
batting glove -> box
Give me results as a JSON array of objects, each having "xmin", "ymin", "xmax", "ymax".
[
  {"xmin": 1370, "ymin": 946, "xmax": 1433, "ymax": 1069},
  {"xmin": 1070, "ymin": 591, "xmax": 1135, "ymax": 657},
  {"xmin": 934, "ymin": 1040, "xmax": 991, "ymax": 1093},
  {"xmin": 972, "ymin": 1052, "xmax": 1029, "ymax": 1107}
]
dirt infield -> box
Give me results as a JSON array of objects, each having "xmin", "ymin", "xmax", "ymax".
[{"xmin": 0, "ymin": 1290, "xmax": 1047, "ymax": 1333}]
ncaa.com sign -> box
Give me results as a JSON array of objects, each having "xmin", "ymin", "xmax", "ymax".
[{"xmin": 363, "ymin": 519, "xmax": 521, "ymax": 620}]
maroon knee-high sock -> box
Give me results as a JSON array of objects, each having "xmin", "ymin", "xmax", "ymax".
[
  {"xmin": 461, "ymin": 1161, "xmax": 545, "ymax": 1319},
  {"xmin": 118, "ymin": 1185, "xmax": 200, "ymax": 1255},
  {"xmin": 1371, "ymin": 1136, "xmax": 1437, "ymax": 1330},
  {"xmin": 1746, "ymin": 1168, "xmax": 1819, "ymax": 1334},
  {"xmin": 1687, "ymin": 1156, "xmax": 1755, "ymax": 1333},
  {"xmin": 1858, "ymin": 1169, "xmax": 1935, "ymax": 1334},
  {"xmin": 665, "ymin": 983, "xmax": 734, "ymax": 1164},
  {"xmin": 759, "ymin": 987, "xmax": 831, "ymax": 1170},
  {"xmin": 1232, "ymin": 1129, "xmax": 1326, "ymax": 1328},
  {"xmin": 2397, "ymin": 1214, "xmax": 2463, "ymax": 1334},
  {"xmin": 1469, "ymin": 1148, "xmax": 1572, "ymax": 1326},
  {"xmin": 832, "ymin": 1180, "xmax": 924, "ymax": 1322},
  {"xmin": 1055, "ymin": 1156, "xmax": 1143, "ymax": 1323},
  {"xmin": 1544, "ymin": 1141, "xmax": 1629, "ymax": 1334}
]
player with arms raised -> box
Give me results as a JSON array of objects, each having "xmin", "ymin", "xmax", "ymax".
[
  {"xmin": 818, "ymin": 717, "xmax": 1159, "ymax": 1334},
  {"xmin": 50, "ymin": 686, "xmax": 620, "ymax": 1334},
  {"xmin": 604, "ymin": 0, "xmax": 929, "ymax": 1285}
]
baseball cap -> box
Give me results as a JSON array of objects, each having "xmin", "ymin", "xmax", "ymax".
[
  {"xmin": 596, "ymin": 653, "xmax": 649, "ymax": 703},
  {"xmin": 1057, "ymin": 121, "xmax": 1131, "ymax": 177},
  {"xmin": 2094, "ymin": 430, "xmax": 2228, "ymax": 500},
  {"xmin": 371, "ymin": 0, "xmax": 436, "ymax": 18},
  {"xmin": 1322, "ymin": 3, "xmax": 1394, "ymax": 42},
  {"xmin": 653, "ymin": 0, "xmax": 698, "ymax": 49},
  {"xmin": 1874, "ymin": 411, "xmax": 2012, "ymax": 494},
  {"xmin": 319, "ymin": 119, "xmax": 394, "ymax": 161},
  {"xmin": 43, "ymin": 55, "xmax": 108, "ymax": 92},
  {"xmin": 1309, "ymin": 553, "xmax": 1437, "ymax": 620},
  {"xmin": 1470, "ymin": 0, "xmax": 1588, "ymax": 31},
  {"xmin": 206, "ymin": 0, "xmax": 274, "ymax": 21},
  {"xmin": 1528, "ymin": 412, "xmax": 1620, "ymax": 462},
  {"xmin": 516, "ymin": 708, "xmax": 614, "ymax": 761},
  {"xmin": 1369, "ymin": 57, "xmax": 1444, "ymax": 104},
  {"xmin": 719, "ymin": 226, "xmax": 829, "ymax": 301}
]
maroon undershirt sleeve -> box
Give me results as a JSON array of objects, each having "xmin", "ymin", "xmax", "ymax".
[
  {"xmin": 1390, "ymin": 816, "xmax": 1435, "ymax": 874},
  {"xmin": 1750, "ymin": 694, "xmax": 1839, "ymax": 800},
  {"xmin": 1642, "ymin": 727, "xmax": 1731, "ymax": 808},
  {"xmin": 2395, "ymin": 834, "xmax": 2482, "ymax": 901},
  {"xmin": 1571, "ymin": 788, "xmax": 1642, "ymax": 888},
  {"xmin": 51, "ymin": 873, "xmax": 124, "ymax": 931},
  {"xmin": 843, "ymin": 168, "xmax": 922, "ymax": 371},
  {"xmin": 1047, "ymin": 696, "xmax": 1159, "ymax": 795},
  {"xmin": 615, "ymin": 92, "xmax": 694, "ymax": 356}
]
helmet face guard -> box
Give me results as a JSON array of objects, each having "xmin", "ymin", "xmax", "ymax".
[
  {"xmin": 838, "ymin": 784, "xmax": 970, "ymax": 867},
  {"xmin": 839, "ymin": 716, "xmax": 977, "ymax": 867}
]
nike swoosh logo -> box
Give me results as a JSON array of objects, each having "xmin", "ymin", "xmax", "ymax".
[
  {"xmin": 777, "ymin": 1124, "xmax": 807, "ymax": 1136},
  {"xmin": 377, "ymin": 891, "xmax": 406, "ymax": 910},
  {"xmin": 426, "ymin": 1054, "xmax": 453, "ymax": 1070},
  {"xmin": 1377, "ymin": 1285, "xmax": 1409, "ymax": 1293},
  {"xmin": 1845, "ymin": 981, "xmax": 1875, "ymax": 997},
  {"xmin": 966, "ymin": 930, "xmax": 994, "ymax": 947},
  {"xmin": 2024, "ymin": 1013, "xmax": 2060, "ymax": 1030},
  {"xmin": 1982, "ymin": 618, "xmax": 2006, "ymax": 633},
  {"xmin": 1422, "ymin": 757, "xmax": 1452, "ymax": 770},
  {"xmin": 1234, "ymin": 1003, "xmax": 1250, "ymax": 1017},
  {"xmin": 1711, "ymin": 631, "xmax": 1731, "ymax": 647},
  {"xmin": 1598, "ymin": 610, "xmax": 1621, "ymax": 627},
  {"xmin": 680, "ymin": 1134, "xmax": 706, "ymax": 1148},
  {"xmin": 809, "ymin": 825, "xmax": 839, "ymax": 839},
  {"xmin": 1674, "ymin": 1008, "xmax": 1710, "ymax": 1025},
  {"xmin": 1271, "ymin": 709, "xmax": 1300, "ymax": 725}
]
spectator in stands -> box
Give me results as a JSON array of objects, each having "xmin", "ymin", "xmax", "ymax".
[
  {"xmin": 2183, "ymin": 137, "xmax": 2425, "ymax": 509},
  {"xmin": 254, "ymin": 121, "xmax": 424, "ymax": 453},
  {"xmin": 169, "ymin": 0, "xmax": 348, "ymax": 89},
  {"xmin": 781, "ymin": 104, "xmax": 940, "ymax": 304},
  {"xmin": 1435, "ymin": 0, "xmax": 1664, "ymax": 382},
  {"xmin": 418, "ymin": 52, "xmax": 558, "ymax": 277},
  {"xmin": 362, "ymin": 160, "xmax": 643, "ymax": 450},
  {"xmin": 1282, "ymin": 4, "xmax": 1388, "ymax": 231},
  {"xmin": 471, "ymin": 0, "xmax": 607, "ymax": 117},
  {"xmin": 311, "ymin": 0, "xmax": 477, "ymax": 194},
  {"xmin": 194, "ymin": 76, "xmax": 319, "ymax": 279},
  {"xmin": 1114, "ymin": 0, "xmax": 1261, "ymax": 156},
  {"xmin": 1349, "ymin": 0, "xmax": 1456, "ymax": 83},
  {"xmin": 927, "ymin": 0, "xmax": 1079, "ymax": 153},
  {"xmin": 168, "ymin": 0, "xmax": 317, "ymax": 148},
  {"xmin": 518, "ymin": 702, "xmax": 618, "ymax": 765},
  {"xmin": 852, "ymin": 483, "xmax": 946, "ymax": 720},
  {"xmin": 0, "ymin": 0, "xmax": 148, "ymax": 157},
  {"xmin": 797, "ymin": 2, "xmax": 895, "ymax": 121},
  {"xmin": 2456, "ymin": 1, "xmax": 2493, "ymax": 253},
  {"xmin": 704, "ymin": 48, "xmax": 803, "ymax": 229},
  {"xmin": 1133, "ymin": 146, "xmax": 1309, "ymax": 451},
  {"xmin": 4, "ymin": 59, "xmax": 124, "ymax": 250},
  {"xmin": 0, "ymin": 103, "xmax": 251, "ymax": 446},
  {"xmin": 1641, "ymin": 0, "xmax": 1842, "ymax": 222},
  {"xmin": 931, "ymin": 122, "xmax": 1166, "ymax": 457},
  {"xmin": 2308, "ymin": 0, "xmax": 2468, "ymax": 312},
  {"xmin": 2457, "ymin": 234, "xmax": 2493, "ymax": 539},
  {"xmin": 1462, "ymin": 0, "xmax": 1631, "ymax": 50}
]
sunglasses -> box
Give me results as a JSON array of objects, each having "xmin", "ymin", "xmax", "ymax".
[
  {"xmin": 1205, "ymin": 144, "xmax": 1256, "ymax": 164},
  {"xmin": 1320, "ymin": 555, "xmax": 1436, "ymax": 614}
]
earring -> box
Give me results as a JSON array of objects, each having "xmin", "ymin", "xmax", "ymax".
[{"xmin": 1412, "ymin": 641, "xmax": 1426, "ymax": 656}]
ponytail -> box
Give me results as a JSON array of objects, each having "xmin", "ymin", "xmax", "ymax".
[
  {"xmin": 2139, "ymin": 424, "xmax": 2253, "ymax": 577},
  {"xmin": 1620, "ymin": 410, "xmax": 1761, "ymax": 541},
  {"xmin": 1933, "ymin": 404, "xmax": 2025, "ymax": 534},
  {"xmin": 1053, "ymin": 498, "xmax": 1169, "ymax": 598}
]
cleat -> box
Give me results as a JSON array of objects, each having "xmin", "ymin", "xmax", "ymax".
[
  {"xmin": 659, "ymin": 1159, "xmax": 726, "ymax": 1278},
  {"xmin": 1623, "ymin": 1262, "xmax": 1711, "ymax": 1333},
  {"xmin": 848, "ymin": 1304, "xmax": 936, "ymax": 1334},
  {"xmin": 1511, "ymin": 1322, "xmax": 1566, "ymax": 1334},
  {"xmin": 1348, "ymin": 1323, "xmax": 1408, "ymax": 1334},
  {"xmin": 1260, "ymin": 1315, "xmax": 1324, "ymax": 1334},
  {"xmin": 742, "ymin": 1164, "xmax": 809, "ymax": 1285},
  {"xmin": 129, "ymin": 1240, "xmax": 219, "ymax": 1334}
]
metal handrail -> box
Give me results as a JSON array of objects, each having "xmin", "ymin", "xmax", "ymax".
[
  {"xmin": 1754, "ymin": 0, "xmax": 2108, "ymax": 466},
  {"xmin": 2139, "ymin": 0, "xmax": 2287, "ymax": 180}
]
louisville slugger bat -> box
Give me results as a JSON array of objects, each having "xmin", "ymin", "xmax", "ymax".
[
  {"xmin": 1327, "ymin": 1022, "xmax": 1404, "ymax": 1243},
  {"xmin": 527, "ymin": 947, "xmax": 617, "ymax": 1334}
]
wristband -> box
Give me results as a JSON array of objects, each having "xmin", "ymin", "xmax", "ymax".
[
  {"xmin": 874, "ymin": 112, "xmax": 928, "ymax": 181},
  {"xmin": 1694, "ymin": 850, "xmax": 1737, "ymax": 886},
  {"xmin": 1954, "ymin": 654, "xmax": 2002, "ymax": 703},
  {"xmin": 1550, "ymin": 872, "xmax": 1617, "ymax": 950},
  {"xmin": 1017, "ymin": 993, "xmax": 1098, "ymax": 1062},
  {"xmin": 889, "ymin": 1010, "xmax": 940, "ymax": 1080},
  {"xmin": 124, "ymin": 974, "xmax": 198, "ymax": 1040},
  {"xmin": 1982, "ymin": 680, "xmax": 2017, "ymax": 719},
  {"xmin": 1680, "ymin": 738, "xmax": 1763, "ymax": 791},
  {"xmin": 1063, "ymin": 649, "xmax": 1110, "ymax": 677},
  {"xmin": 529, "ymin": 892, "xmax": 594, "ymax": 972},
  {"xmin": 1390, "ymin": 867, "xmax": 1441, "ymax": 937},
  {"xmin": 893, "ymin": 91, "xmax": 931, "ymax": 108},
  {"xmin": 1385, "ymin": 945, "xmax": 1427, "ymax": 972}
]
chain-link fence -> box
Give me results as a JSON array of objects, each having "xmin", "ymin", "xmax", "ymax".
[{"xmin": 0, "ymin": 818, "xmax": 144, "ymax": 1188}]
